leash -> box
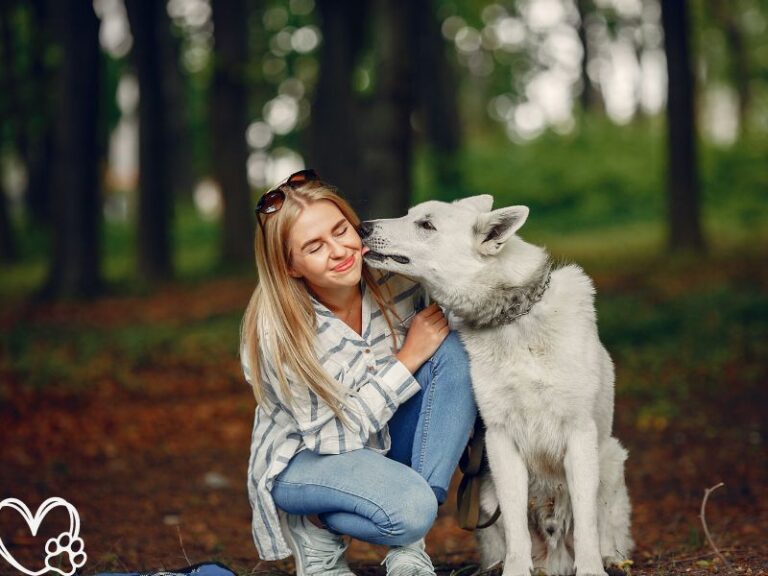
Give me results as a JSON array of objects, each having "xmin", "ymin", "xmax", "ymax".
[{"xmin": 457, "ymin": 416, "xmax": 501, "ymax": 531}]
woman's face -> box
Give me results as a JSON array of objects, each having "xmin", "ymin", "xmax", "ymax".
[{"xmin": 287, "ymin": 199, "xmax": 365, "ymax": 295}]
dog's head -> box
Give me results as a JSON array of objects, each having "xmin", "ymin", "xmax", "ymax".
[{"xmin": 359, "ymin": 194, "xmax": 530, "ymax": 305}]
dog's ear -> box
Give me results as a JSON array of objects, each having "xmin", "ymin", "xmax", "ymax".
[
  {"xmin": 452, "ymin": 194, "xmax": 494, "ymax": 213},
  {"xmin": 474, "ymin": 206, "xmax": 529, "ymax": 256}
]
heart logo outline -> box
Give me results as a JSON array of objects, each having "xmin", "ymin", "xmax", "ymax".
[{"xmin": 0, "ymin": 497, "xmax": 87, "ymax": 576}]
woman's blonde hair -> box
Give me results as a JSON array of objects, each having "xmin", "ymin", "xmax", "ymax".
[{"xmin": 239, "ymin": 177, "xmax": 404, "ymax": 419}]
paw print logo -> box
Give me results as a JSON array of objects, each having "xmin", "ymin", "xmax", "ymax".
[
  {"xmin": 0, "ymin": 497, "xmax": 87, "ymax": 576},
  {"xmin": 44, "ymin": 533, "xmax": 87, "ymax": 576}
]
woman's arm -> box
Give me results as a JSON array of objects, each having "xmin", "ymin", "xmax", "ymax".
[{"xmin": 242, "ymin": 347, "xmax": 421, "ymax": 455}]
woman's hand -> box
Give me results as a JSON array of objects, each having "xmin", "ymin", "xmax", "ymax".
[{"xmin": 396, "ymin": 303, "xmax": 449, "ymax": 373}]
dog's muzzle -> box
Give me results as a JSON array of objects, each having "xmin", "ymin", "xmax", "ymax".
[
  {"xmin": 358, "ymin": 221, "xmax": 411, "ymax": 264},
  {"xmin": 361, "ymin": 249, "xmax": 411, "ymax": 265}
]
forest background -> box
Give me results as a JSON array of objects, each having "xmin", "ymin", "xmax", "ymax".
[{"xmin": 0, "ymin": 0, "xmax": 766, "ymax": 574}]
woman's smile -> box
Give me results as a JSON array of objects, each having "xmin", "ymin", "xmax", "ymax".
[{"xmin": 333, "ymin": 253, "xmax": 356, "ymax": 272}]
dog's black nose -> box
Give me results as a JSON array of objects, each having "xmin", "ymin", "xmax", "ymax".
[{"xmin": 358, "ymin": 221, "xmax": 374, "ymax": 239}]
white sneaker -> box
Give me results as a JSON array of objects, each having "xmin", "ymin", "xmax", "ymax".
[
  {"xmin": 381, "ymin": 538, "xmax": 437, "ymax": 576},
  {"xmin": 279, "ymin": 513, "xmax": 357, "ymax": 576}
]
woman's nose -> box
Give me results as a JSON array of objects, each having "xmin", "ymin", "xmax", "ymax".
[{"xmin": 329, "ymin": 237, "xmax": 347, "ymax": 257}]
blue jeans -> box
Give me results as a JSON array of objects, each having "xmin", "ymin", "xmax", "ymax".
[{"xmin": 271, "ymin": 330, "xmax": 477, "ymax": 546}]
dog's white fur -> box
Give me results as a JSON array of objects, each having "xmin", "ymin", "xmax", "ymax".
[{"xmin": 361, "ymin": 195, "xmax": 633, "ymax": 576}]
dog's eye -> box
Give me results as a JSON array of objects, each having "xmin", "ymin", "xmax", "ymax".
[{"xmin": 418, "ymin": 220, "xmax": 436, "ymax": 231}]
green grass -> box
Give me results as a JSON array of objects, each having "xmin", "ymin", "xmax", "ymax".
[
  {"xmin": 2, "ymin": 309, "xmax": 242, "ymax": 394},
  {"xmin": 600, "ymin": 282, "xmax": 767, "ymax": 419}
]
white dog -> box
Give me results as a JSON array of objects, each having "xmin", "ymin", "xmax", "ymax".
[{"xmin": 360, "ymin": 195, "xmax": 633, "ymax": 576}]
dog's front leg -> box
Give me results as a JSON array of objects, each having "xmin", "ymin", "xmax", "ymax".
[
  {"xmin": 484, "ymin": 425, "xmax": 533, "ymax": 576},
  {"xmin": 564, "ymin": 421, "xmax": 608, "ymax": 576}
]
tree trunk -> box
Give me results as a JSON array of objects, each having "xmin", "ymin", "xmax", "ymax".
[
  {"xmin": 211, "ymin": 0, "xmax": 253, "ymax": 267},
  {"xmin": 660, "ymin": 0, "xmax": 704, "ymax": 253},
  {"xmin": 42, "ymin": 0, "xmax": 102, "ymax": 298},
  {"xmin": 712, "ymin": 0, "xmax": 750, "ymax": 137},
  {"xmin": 357, "ymin": 0, "xmax": 413, "ymax": 220},
  {"xmin": 576, "ymin": 0, "xmax": 600, "ymax": 113},
  {"xmin": 0, "ymin": 0, "xmax": 19, "ymax": 262},
  {"xmin": 412, "ymin": 0, "xmax": 463, "ymax": 199},
  {"xmin": 0, "ymin": 0, "xmax": 28, "ymax": 166},
  {"xmin": 0, "ymin": 186, "xmax": 15, "ymax": 263},
  {"xmin": 160, "ymin": 13, "xmax": 195, "ymax": 200},
  {"xmin": 309, "ymin": 0, "xmax": 369, "ymax": 215},
  {"xmin": 25, "ymin": 0, "xmax": 54, "ymax": 227},
  {"xmin": 125, "ymin": 0, "xmax": 174, "ymax": 282}
]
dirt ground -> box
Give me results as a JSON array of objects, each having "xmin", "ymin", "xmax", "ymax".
[{"xmin": 0, "ymin": 271, "xmax": 766, "ymax": 576}]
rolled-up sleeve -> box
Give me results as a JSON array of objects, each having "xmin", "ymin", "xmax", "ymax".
[{"xmin": 254, "ymin": 349, "xmax": 420, "ymax": 455}]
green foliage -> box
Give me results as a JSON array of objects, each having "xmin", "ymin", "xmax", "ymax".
[
  {"xmin": 701, "ymin": 135, "xmax": 768, "ymax": 229},
  {"xmin": 415, "ymin": 116, "xmax": 768, "ymax": 240},
  {"xmin": 0, "ymin": 200, "xmax": 222, "ymax": 300}
]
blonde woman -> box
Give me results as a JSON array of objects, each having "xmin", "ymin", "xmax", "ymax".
[{"xmin": 240, "ymin": 169, "xmax": 477, "ymax": 575}]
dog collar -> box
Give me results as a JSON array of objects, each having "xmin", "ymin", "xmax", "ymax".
[{"xmin": 465, "ymin": 259, "xmax": 553, "ymax": 329}]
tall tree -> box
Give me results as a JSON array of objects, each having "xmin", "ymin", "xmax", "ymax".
[
  {"xmin": 24, "ymin": 0, "xmax": 54, "ymax": 227},
  {"xmin": 1, "ymin": 0, "xmax": 54, "ymax": 231},
  {"xmin": 42, "ymin": 0, "xmax": 102, "ymax": 298},
  {"xmin": 0, "ymin": 187, "xmax": 14, "ymax": 263},
  {"xmin": 309, "ymin": 0, "xmax": 369, "ymax": 215},
  {"xmin": 412, "ymin": 0, "xmax": 463, "ymax": 199},
  {"xmin": 358, "ymin": 0, "xmax": 414, "ymax": 220},
  {"xmin": 0, "ymin": 0, "xmax": 26, "ymax": 170},
  {"xmin": 660, "ymin": 0, "xmax": 705, "ymax": 252},
  {"xmin": 211, "ymin": 0, "xmax": 253, "ymax": 267},
  {"xmin": 575, "ymin": 0, "xmax": 600, "ymax": 113},
  {"xmin": 0, "ymin": 0, "xmax": 19, "ymax": 263},
  {"xmin": 125, "ymin": 0, "xmax": 174, "ymax": 282},
  {"xmin": 311, "ymin": 0, "xmax": 460, "ymax": 217},
  {"xmin": 711, "ymin": 0, "xmax": 751, "ymax": 136},
  {"xmin": 161, "ymin": 17, "xmax": 195, "ymax": 201}
]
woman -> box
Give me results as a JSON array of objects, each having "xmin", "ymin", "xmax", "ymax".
[{"xmin": 240, "ymin": 169, "xmax": 477, "ymax": 576}]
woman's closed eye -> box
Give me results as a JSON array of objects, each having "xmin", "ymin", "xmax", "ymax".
[{"xmin": 308, "ymin": 227, "xmax": 349, "ymax": 254}]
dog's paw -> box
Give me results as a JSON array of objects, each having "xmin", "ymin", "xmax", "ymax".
[
  {"xmin": 500, "ymin": 559, "xmax": 534, "ymax": 576},
  {"xmin": 44, "ymin": 532, "xmax": 87, "ymax": 576},
  {"xmin": 604, "ymin": 560, "xmax": 632, "ymax": 576},
  {"xmin": 574, "ymin": 564, "xmax": 608, "ymax": 576}
]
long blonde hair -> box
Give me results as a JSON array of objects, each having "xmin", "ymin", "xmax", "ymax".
[{"xmin": 240, "ymin": 178, "xmax": 404, "ymax": 419}]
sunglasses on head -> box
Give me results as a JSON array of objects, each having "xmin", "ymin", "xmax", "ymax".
[{"xmin": 255, "ymin": 168, "xmax": 320, "ymax": 244}]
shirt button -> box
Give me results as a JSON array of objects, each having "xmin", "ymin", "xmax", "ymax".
[
  {"xmin": 365, "ymin": 348, "xmax": 371, "ymax": 354},
  {"xmin": 368, "ymin": 366, "xmax": 376, "ymax": 373}
]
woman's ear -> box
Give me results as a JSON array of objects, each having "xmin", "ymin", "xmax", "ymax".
[
  {"xmin": 287, "ymin": 264, "xmax": 302, "ymax": 279},
  {"xmin": 286, "ymin": 249, "xmax": 302, "ymax": 279}
]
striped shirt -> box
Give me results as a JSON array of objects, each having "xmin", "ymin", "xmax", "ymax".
[{"xmin": 241, "ymin": 271, "xmax": 428, "ymax": 561}]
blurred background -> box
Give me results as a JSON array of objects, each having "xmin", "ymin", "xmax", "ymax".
[{"xmin": 0, "ymin": 0, "xmax": 766, "ymax": 575}]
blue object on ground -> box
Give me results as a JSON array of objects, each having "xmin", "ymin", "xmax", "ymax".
[{"xmin": 91, "ymin": 561, "xmax": 237, "ymax": 576}]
